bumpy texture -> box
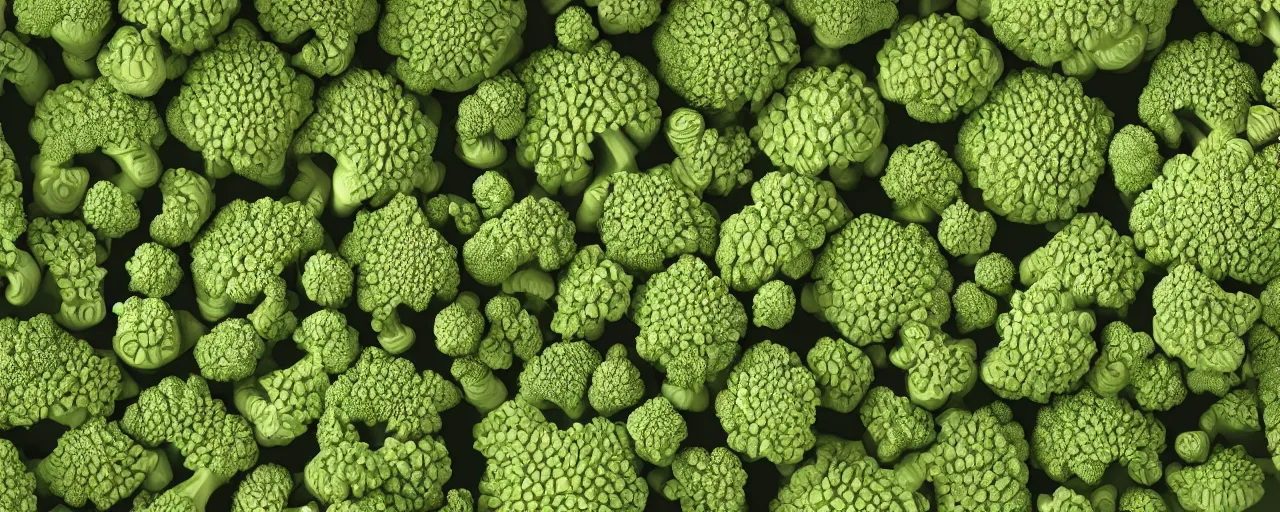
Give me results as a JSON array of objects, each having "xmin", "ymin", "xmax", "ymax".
[
  {"xmin": 786, "ymin": 0, "xmax": 897, "ymax": 50},
  {"xmin": 301, "ymin": 251, "xmax": 353, "ymax": 309},
  {"xmin": 0, "ymin": 439, "xmax": 36, "ymax": 512},
  {"xmin": 716, "ymin": 341, "xmax": 819, "ymax": 465},
  {"xmin": 937, "ymin": 201, "xmax": 995, "ymax": 259},
  {"xmin": 1129, "ymin": 132, "xmax": 1280, "ymax": 284},
  {"xmin": 1088, "ymin": 322, "xmax": 1187, "ymax": 412},
  {"xmin": 956, "ymin": 68, "xmax": 1113, "ymax": 224},
  {"xmin": 1020, "ymin": 213, "xmax": 1149, "ymax": 311},
  {"xmin": 150, "ymin": 167, "xmax": 214, "ymax": 248},
  {"xmin": 626, "ymin": 397, "xmax": 687, "ymax": 467},
  {"xmin": 982, "ymin": 274, "xmax": 1097, "ymax": 403},
  {"xmin": 28, "ymin": 218, "xmax": 107, "ymax": 330},
  {"xmin": 1138, "ymin": 32, "xmax": 1259, "ymax": 147},
  {"xmin": 660, "ymin": 108, "xmax": 754, "ymax": 197},
  {"xmin": 120, "ymin": 0, "xmax": 239, "ymax": 56},
  {"xmin": 0, "ymin": 314, "xmax": 124, "ymax": 429},
  {"xmin": 551, "ymin": 245, "xmax": 633, "ymax": 341},
  {"xmin": 877, "ymin": 13, "xmax": 1004, "ymax": 123},
  {"xmin": 1193, "ymin": 0, "xmax": 1280, "ymax": 47},
  {"xmin": 974, "ymin": 252, "xmax": 1015, "ymax": 297},
  {"xmin": 598, "ymin": 171, "xmax": 718, "ymax": 273},
  {"xmin": 120, "ymin": 374, "xmax": 259, "ymax": 479},
  {"xmin": 952, "ymin": 281, "xmax": 997, "ymax": 334},
  {"xmin": 586, "ymin": 0, "xmax": 661, "ymax": 35},
  {"xmin": 753, "ymin": 280, "xmax": 796, "ymax": 330},
  {"xmin": 588, "ymin": 344, "xmax": 645, "ymax": 417},
  {"xmin": 1032, "ymin": 388, "xmax": 1167, "ymax": 486},
  {"xmin": 463, "ymin": 196, "xmax": 575, "ymax": 287},
  {"xmin": 891, "ymin": 322, "xmax": 979, "ymax": 411},
  {"xmin": 195, "ymin": 318, "xmax": 265, "ymax": 382},
  {"xmin": 659, "ymin": 447, "xmax": 747, "ymax": 511},
  {"xmin": 1109, "ymin": 125, "xmax": 1163, "ymax": 197},
  {"xmin": 806, "ymin": 336, "xmax": 875, "ymax": 413},
  {"xmin": 232, "ymin": 463, "xmax": 307, "ymax": 512},
  {"xmin": 472, "ymin": 171, "xmax": 514, "ymax": 219},
  {"xmin": 771, "ymin": 437, "xmax": 929, "ymax": 511},
  {"xmin": 859, "ymin": 386, "xmax": 936, "ymax": 463},
  {"xmin": 12, "ymin": 0, "xmax": 113, "ymax": 64},
  {"xmin": 1166, "ymin": 445, "xmax": 1266, "ymax": 512},
  {"xmin": 518, "ymin": 340, "xmax": 601, "ymax": 418},
  {"xmin": 256, "ymin": 0, "xmax": 378, "ymax": 77},
  {"xmin": 1151, "ymin": 264, "xmax": 1259, "ymax": 374},
  {"xmin": 379, "ymin": 0, "xmax": 526, "ymax": 94},
  {"xmin": 907, "ymin": 402, "xmax": 1032, "ymax": 511},
  {"xmin": 879, "ymin": 140, "xmax": 963, "ymax": 223},
  {"xmin": 652, "ymin": 0, "xmax": 800, "ymax": 114},
  {"xmin": 81, "ymin": 181, "xmax": 139, "ymax": 239},
  {"xmin": 36, "ymin": 417, "xmax": 167, "ymax": 510},
  {"xmin": 0, "ymin": 131, "xmax": 25, "ymax": 243},
  {"xmin": 454, "ymin": 72, "xmax": 525, "ymax": 169},
  {"xmin": 323, "ymin": 347, "xmax": 461, "ymax": 441},
  {"xmin": 126, "ymin": 242, "xmax": 183, "ymax": 298}
]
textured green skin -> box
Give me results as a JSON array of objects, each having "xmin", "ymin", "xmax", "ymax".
[
  {"xmin": 1138, "ymin": 32, "xmax": 1259, "ymax": 148},
  {"xmin": 626, "ymin": 397, "xmax": 687, "ymax": 467},
  {"xmin": 905, "ymin": 403, "xmax": 1032, "ymax": 511},
  {"xmin": 890, "ymin": 322, "xmax": 979, "ymax": 411},
  {"xmin": 1019, "ymin": 213, "xmax": 1148, "ymax": 311},
  {"xmin": 1151, "ymin": 264, "xmax": 1259, "ymax": 374},
  {"xmin": 877, "ymin": 13, "xmax": 1003, "ymax": 123},
  {"xmin": 379, "ymin": 0, "xmax": 525, "ymax": 94},
  {"xmin": 787, "ymin": 0, "xmax": 897, "ymax": 50},
  {"xmin": 1166, "ymin": 445, "xmax": 1266, "ymax": 512},
  {"xmin": 1032, "ymin": 388, "xmax": 1166, "ymax": 486},
  {"xmin": 858, "ymin": 386, "xmax": 936, "ymax": 463},
  {"xmin": 1087, "ymin": 322, "xmax": 1187, "ymax": 412},
  {"xmin": 121, "ymin": 374, "xmax": 259, "ymax": 479},
  {"xmin": 1193, "ymin": 0, "xmax": 1280, "ymax": 47},
  {"xmin": 0, "ymin": 439, "xmax": 36, "ymax": 512},
  {"xmin": 551, "ymin": 245, "xmax": 633, "ymax": 341},
  {"xmin": 28, "ymin": 218, "xmax": 107, "ymax": 330},
  {"xmin": 716, "ymin": 341, "xmax": 819, "ymax": 466},
  {"xmin": 588, "ymin": 344, "xmax": 645, "ymax": 418},
  {"xmin": 752, "ymin": 280, "xmax": 796, "ymax": 330},
  {"xmin": 880, "ymin": 140, "xmax": 963, "ymax": 223},
  {"xmin": 806, "ymin": 336, "xmax": 875, "ymax": 413},
  {"xmin": 518, "ymin": 340, "xmax": 601, "ymax": 419},
  {"xmin": 982, "ymin": 275, "xmax": 1096, "ymax": 403},
  {"xmin": 322, "ymin": 347, "xmax": 461, "ymax": 441},
  {"xmin": 194, "ymin": 317, "xmax": 264, "ymax": 382},
  {"xmin": 1108, "ymin": 125, "xmax": 1163, "ymax": 197},
  {"xmin": 0, "ymin": 314, "xmax": 124, "ymax": 429},
  {"xmin": 771, "ymin": 437, "xmax": 928, "ymax": 511},
  {"xmin": 599, "ymin": 171, "xmax": 718, "ymax": 274},
  {"xmin": 125, "ymin": 242, "xmax": 183, "ymax": 298},
  {"xmin": 463, "ymin": 196, "xmax": 574, "ymax": 287},
  {"xmin": 256, "ymin": 0, "xmax": 378, "ymax": 77},
  {"xmin": 660, "ymin": 447, "xmax": 748, "ymax": 512},
  {"xmin": 37, "ymin": 417, "xmax": 170, "ymax": 510}
]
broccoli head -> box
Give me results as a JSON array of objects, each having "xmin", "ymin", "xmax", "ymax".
[
  {"xmin": 379, "ymin": 0, "xmax": 526, "ymax": 94},
  {"xmin": 898, "ymin": 402, "xmax": 1032, "ymax": 511},
  {"xmin": 771, "ymin": 437, "xmax": 929, "ymax": 510},
  {"xmin": 1138, "ymin": 32, "xmax": 1260, "ymax": 148},
  {"xmin": 786, "ymin": 0, "xmax": 897, "ymax": 50},
  {"xmin": 125, "ymin": 242, "xmax": 182, "ymax": 298},
  {"xmin": 877, "ymin": 13, "xmax": 1004, "ymax": 123},
  {"xmin": 858, "ymin": 386, "xmax": 936, "ymax": 463},
  {"xmin": 12, "ymin": 0, "xmax": 112, "ymax": 77},
  {"xmin": 1192, "ymin": 0, "xmax": 1280, "ymax": 49},
  {"xmin": 434, "ymin": 292, "xmax": 484, "ymax": 357},
  {"xmin": 0, "ymin": 130, "xmax": 25, "ymax": 243},
  {"xmin": 982, "ymin": 274, "xmax": 1097, "ymax": 403},
  {"xmin": 472, "ymin": 171, "xmax": 514, "ymax": 219},
  {"xmin": 583, "ymin": 0, "xmax": 660, "ymax": 34},
  {"xmin": 28, "ymin": 217, "xmax": 107, "ymax": 330},
  {"xmin": 452, "ymin": 356, "xmax": 508, "ymax": 414},
  {"xmin": 324, "ymin": 347, "xmax": 461, "ymax": 441},
  {"xmin": 937, "ymin": 200, "xmax": 996, "ymax": 262},
  {"xmin": 1152, "ymin": 264, "xmax": 1259, "ymax": 375},
  {"xmin": 292, "ymin": 309, "xmax": 360, "ymax": 375},
  {"xmin": 121, "ymin": 374, "xmax": 259, "ymax": 480},
  {"xmin": 193, "ymin": 317, "xmax": 266, "ymax": 382},
  {"xmin": 1087, "ymin": 322, "xmax": 1188, "ymax": 412},
  {"xmin": 454, "ymin": 71, "xmax": 526, "ymax": 169},
  {"xmin": 1020, "ymin": 213, "xmax": 1150, "ymax": 312},
  {"xmin": 300, "ymin": 251, "xmax": 353, "ymax": 309},
  {"xmin": 879, "ymin": 140, "xmax": 963, "ymax": 223},
  {"xmin": 589, "ymin": 170, "xmax": 718, "ymax": 273},
  {"xmin": 589, "ymin": 344, "xmax": 645, "ymax": 418},
  {"xmin": 626, "ymin": 397, "xmax": 688, "ymax": 467},
  {"xmin": 0, "ymin": 439, "xmax": 36, "ymax": 512},
  {"xmin": 655, "ymin": 447, "xmax": 747, "ymax": 511},
  {"xmin": 114, "ymin": 296, "xmax": 207, "ymax": 371},
  {"xmin": 517, "ymin": 340, "xmax": 601, "ymax": 419},
  {"xmin": 658, "ymin": 108, "xmax": 754, "ymax": 198},
  {"xmin": 1032, "ymin": 388, "xmax": 1166, "ymax": 486},
  {"xmin": 232, "ymin": 463, "xmax": 318, "ymax": 512},
  {"xmin": 35, "ymin": 417, "xmax": 172, "ymax": 510},
  {"xmin": 952, "ymin": 281, "xmax": 997, "ymax": 334},
  {"xmin": 806, "ymin": 336, "xmax": 876, "ymax": 413},
  {"xmin": 235, "ymin": 354, "xmax": 330, "ymax": 447},
  {"xmin": 974, "ymin": 252, "xmax": 1016, "ymax": 297},
  {"xmin": 1109, "ymin": 125, "xmax": 1164, "ymax": 200},
  {"xmin": 81, "ymin": 180, "xmax": 140, "ymax": 240},
  {"xmin": 891, "ymin": 321, "xmax": 979, "ymax": 410},
  {"xmin": 149, "ymin": 167, "xmax": 214, "ymax": 248},
  {"xmin": 477, "ymin": 294, "xmax": 543, "ymax": 370},
  {"xmin": 118, "ymin": 0, "xmax": 238, "ymax": 57},
  {"xmin": 1166, "ymin": 445, "xmax": 1267, "ymax": 512},
  {"xmin": 716, "ymin": 341, "xmax": 820, "ymax": 466},
  {"xmin": 462, "ymin": 196, "xmax": 574, "ymax": 287},
  {"xmin": 753, "ymin": 280, "xmax": 796, "ymax": 330},
  {"xmin": 1038, "ymin": 486, "xmax": 1118, "ymax": 512},
  {"xmin": 256, "ymin": 0, "xmax": 378, "ymax": 77},
  {"xmin": 551, "ymin": 245, "xmax": 633, "ymax": 341},
  {"xmin": 0, "ymin": 30, "xmax": 53, "ymax": 105}
]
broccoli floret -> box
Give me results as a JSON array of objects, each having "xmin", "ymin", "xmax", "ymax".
[
  {"xmin": 553, "ymin": 6, "xmax": 598, "ymax": 53},
  {"xmin": 434, "ymin": 292, "xmax": 485, "ymax": 357},
  {"xmin": 463, "ymin": 196, "xmax": 575, "ymax": 287},
  {"xmin": 232, "ymin": 463, "xmax": 318, "ymax": 512},
  {"xmin": 0, "ymin": 440, "xmax": 35, "ymax": 512},
  {"xmin": 1130, "ymin": 132, "xmax": 1280, "ymax": 284},
  {"xmin": 586, "ymin": 170, "xmax": 718, "ymax": 273},
  {"xmin": 311, "ymin": 434, "xmax": 453, "ymax": 511},
  {"xmin": 12, "ymin": 0, "xmax": 112, "ymax": 77},
  {"xmin": 0, "ymin": 130, "xmax": 26, "ymax": 244},
  {"xmin": 379, "ymin": 0, "xmax": 525, "ymax": 94},
  {"xmin": 632, "ymin": 255, "xmax": 747, "ymax": 412},
  {"xmin": 716, "ymin": 341, "xmax": 819, "ymax": 466},
  {"xmin": 29, "ymin": 77, "xmax": 166, "ymax": 214},
  {"xmin": 805, "ymin": 336, "xmax": 876, "ymax": 413},
  {"xmin": 340, "ymin": 194, "xmax": 459, "ymax": 354},
  {"xmin": 517, "ymin": 340, "xmax": 601, "ymax": 419},
  {"xmin": 455, "ymin": 71, "xmax": 526, "ymax": 169},
  {"xmin": 245, "ymin": 278, "xmax": 300, "ymax": 344},
  {"xmin": 982, "ymin": 273, "xmax": 1097, "ymax": 403},
  {"xmin": 752, "ymin": 280, "xmax": 796, "ymax": 330},
  {"xmin": 112, "ymin": 0, "xmax": 239, "ymax": 93},
  {"xmin": 96, "ymin": 26, "xmax": 172, "ymax": 98},
  {"xmin": 1152, "ymin": 264, "xmax": 1259, "ymax": 376},
  {"xmin": 583, "ymin": 0, "xmax": 660, "ymax": 34},
  {"xmin": 1264, "ymin": 279, "xmax": 1280, "ymax": 330},
  {"xmin": 1193, "ymin": 0, "xmax": 1280, "ymax": 48},
  {"xmin": 804, "ymin": 213, "xmax": 952, "ymax": 345},
  {"xmin": 1198, "ymin": 389, "xmax": 1262, "ymax": 447},
  {"xmin": 234, "ymin": 354, "xmax": 329, "ymax": 447},
  {"xmin": 937, "ymin": 201, "xmax": 996, "ymax": 263},
  {"xmin": 425, "ymin": 194, "xmax": 482, "ymax": 236},
  {"xmin": 35, "ymin": 417, "xmax": 172, "ymax": 509},
  {"xmin": 718, "ymin": 172, "xmax": 852, "ymax": 291},
  {"xmin": 122, "ymin": 374, "xmax": 258, "ymax": 479},
  {"xmin": 472, "ymin": 171, "xmax": 514, "ymax": 219},
  {"xmin": 786, "ymin": 0, "xmax": 896, "ymax": 51},
  {"xmin": 1247, "ymin": 325, "xmax": 1280, "ymax": 474},
  {"xmin": 441, "ymin": 489, "xmax": 474, "ymax": 512},
  {"xmin": 1087, "ymin": 322, "xmax": 1188, "ymax": 412},
  {"xmin": 81, "ymin": 180, "xmax": 140, "ymax": 240},
  {"xmin": 752, "ymin": 65, "xmax": 887, "ymax": 189},
  {"xmin": 167, "ymin": 20, "xmax": 314, "ymax": 186},
  {"xmin": 323, "ymin": 347, "xmax": 461, "ymax": 440},
  {"xmin": 652, "ymin": 446, "xmax": 746, "ymax": 511},
  {"xmin": 956, "ymin": 68, "xmax": 1114, "ymax": 224},
  {"xmin": 0, "ymin": 314, "xmax": 132, "ymax": 429},
  {"xmin": 1038, "ymin": 486, "xmax": 1118, "ymax": 512},
  {"xmin": 473, "ymin": 400, "xmax": 648, "ymax": 510},
  {"xmin": 879, "ymin": 141, "xmax": 963, "ymax": 223},
  {"xmin": 516, "ymin": 23, "xmax": 661, "ymax": 196},
  {"xmin": 1166, "ymin": 445, "xmax": 1266, "ymax": 512},
  {"xmin": 876, "ymin": 13, "xmax": 1003, "ymax": 123},
  {"xmin": 190, "ymin": 317, "xmax": 261, "ymax": 382},
  {"xmin": 1109, "ymin": 125, "xmax": 1164, "ymax": 200},
  {"xmin": 652, "ymin": 0, "xmax": 798, "ymax": 114},
  {"xmin": 627, "ymin": 397, "xmax": 688, "ymax": 467},
  {"xmin": 0, "ymin": 30, "xmax": 52, "ymax": 105},
  {"xmin": 0, "ymin": 240, "xmax": 38, "ymax": 307},
  {"xmin": 1119, "ymin": 488, "xmax": 1168, "ymax": 512},
  {"xmin": 477, "ymin": 294, "xmax": 543, "ymax": 370},
  {"xmin": 150, "ymin": 167, "xmax": 214, "ymax": 248},
  {"xmin": 952, "ymin": 281, "xmax": 997, "ymax": 334},
  {"xmin": 132, "ymin": 468, "xmax": 227, "ymax": 512},
  {"xmin": 550, "ymin": 245, "xmax": 633, "ymax": 341},
  {"xmin": 451, "ymin": 356, "xmax": 508, "ymax": 414},
  {"xmin": 255, "ymin": 0, "xmax": 376, "ymax": 77},
  {"xmin": 959, "ymin": 0, "xmax": 1174, "ymax": 78},
  {"xmin": 974, "ymin": 252, "xmax": 1015, "ymax": 297},
  {"xmin": 891, "ymin": 321, "xmax": 979, "ymax": 410},
  {"xmin": 858, "ymin": 386, "xmax": 936, "ymax": 463},
  {"xmin": 125, "ymin": 242, "xmax": 182, "ymax": 298},
  {"xmin": 1020, "ymin": 213, "xmax": 1150, "ymax": 312},
  {"xmin": 293, "ymin": 69, "xmax": 443, "ymax": 216},
  {"xmin": 291, "ymin": 309, "xmax": 360, "ymax": 375},
  {"xmin": 1139, "ymin": 32, "xmax": 1260, "ymax": 148},
  {"xmin": 28, "ymin": 218, "xmax": 107, "ymax": 330},
  {"xmin": 299, "ymin": 251, "xmax": 352, "ymax": 309},
  {"xmin": 897, "ymin": 402, "xmax": 1032, "ymax": 511},
  {"xmin": 589, "ymin": 344, "xmax": 645, "ymax": 418},
  {"xmin": 112, "ymin": 296, "xmax": 204, "ymax": 371},
  {"xmin": 772, "ymin": 437, "xmax": 929, "ymax": 510},
  {"xmin": 1184, "ymin": 367, "xmax": 1244, "ymax": 397},
  {"xmin": 1032, "ymin": 388, "xmax": 1166, "ymax": 486},
  {"xmin": 658, "ymin": 108, "xmax": 754, "ymax": 198}
]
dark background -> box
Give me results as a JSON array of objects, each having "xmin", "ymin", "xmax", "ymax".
[{"xmin": 1, "ymin": 0, "xmax": 1278, "ymax": 510}]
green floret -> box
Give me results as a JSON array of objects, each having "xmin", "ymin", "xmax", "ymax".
[
  {"xmin": 472, "ymin": 171, "xmax": 514, "ymax": 219},
  {"xmin": 300, "ymin": 251, "xmax": 352, "ymax": 309},
  {"xmin": 1120, "ymin": 488, "xmax": 1168, "ymax": 512},
  {"xmin": 323, "ymin": 347, "xmax": 461, "ymax": 440},
  {"xmin": 982, "ymin": 273, "xmax": 1097, "ymax": 403},
  {"xmin": 632, "ymin": 255, "xmax": 747, "ymax": 412},
  {"xmin": 752, "ymin": 64, "xmax": 887, "ymax": 189},
  {"xmin": 806, "ymin": 336, "xmax": 876, "ymax": 413},
  {"xmin": 441, "ymin": 489, "xmax": 475, "ymax": 512},
  {"xmin": 234, "ymin": 355, "xmax": 329, "ymax": 447},
  {"xmin": 876, "ymin": 13, "xmax": 1004, "ymax": 123},
  {"xmin": 117, "ymin": 0, "xmax": 238, "ymax": 79},
  {"xmin": 1184, "ymin": 367, "xmax": 1243, "ymax": 397},
  {"xmin": 96, "ymin": 26, "xmax": 175, "ymax": 98},
  {"xmin": 1038, "ymin": 486, "xmax": 1118, "ymax": 512},
  {"xmin": 35, "ymin": 417, "xmax": 172, "ymax": 510},
  {"xmin": 150, "ymin": 167, "xmax": 214, "ymax": 248},
  {"xmin": 1087, "ymin": 322, "xmax": 1188, "ymax": 412},
  {"xmin": 1129, "ymin": 132, "xmax": 1280, "ymax": 284},
  {"xmin": 891, "ymin": 321, "xmax": 979, "ymax": 410},
  {"xmin": 658, "ymin": 108, "xmax": 754, "ymax": 198},
  {"xmin": 937, "ymin": 201, "xmax": 996, "ymax": 262},
  {"xmin": 858, "ymin": 386, "xmax": 936, "ymax": 463},
  {"xmin": 193, "ymin": 317, "xmax": 262, "ymax": 381},
  {"xmin": 1247, "ymin": 325, "xmax": 1280, "ymax": 468},
  {"xmin": 718, "ymin": 172, "xmax": 851, "ymax": 291},
  {"xmin": 589, "ymin": 344, "xmax": 645, "ymax": 417},
  {"xmin": 29, "ymin": 77, "xmax": 166, "ymax": 215},
  {"xmin": 554, "ymin": 6, "xmax": 597, "ymax": 53},
  {"xmin": 879, "ymin": 141, "xmax": 963, "ymax": 223},
  {"xmin": 1264, "ymin": 279, "xmax": 1280, "ymax": 329},
  {"xmin": 652, "ymin": 446, "xmax": 747, "ymax": 511},
  {"xmin": 435, "ymin": 292, "xmax": 484, "ymax": 357},
  {"xmin": 956, "ymin": 68, "xmax": 1114, "ymax": 224},
  {"xmin": 897, "ymin": 402, "xmax": 1032, "ymax": 511},
  {"xmin": 1020, "ymin": 213, "xmax": 1150, "ymax": 312},
  {"xmin": 455, "ymin": 71, "xmax": 526, "ymax": 169},
  {"xmin": 0, "ymin": 130, "xmax": 26, "ymax": 243},
  {"xmin": 0, "ymin": 240, "xmax": 39, "ymax": 307},
  {"xmin": 81, "ymin": 180, "xmax": 140, "ymax": 240},
  {"xmin": 517, "ymin": 340, "xmax": 601, "ymax": 419},
  {"xmin": 958, "ymin": 0, "xmax": 1174, "ymax": 78},
  {"xmin": 28, "ymin": 217, "xmax": 107, "ymax": 331},
  {"xmin": 340, "ymin": 194, "xmax": 459, "ymax": 354},
  {"xmin": 1138, "ymin": 32, "xmax": 1260, "ymax": 148},
  {"xmin": 121, "ymin": 374, "xmax": 259, "ymax": 479},
  {"xmin": 425, "ymin": 194, "xmax": 482, "ymax": 236},
  {"xmin": 1192, "ymin": 0, "xmax": 1280, "ymax": 48},
  {"xmin": 452, "ymin": 356, "xmax": 508, "ymax": 414},
  {"xmin": 477, "ymin": 294, "xmax": 543, "ymax": 370},
  {"xmin": 463, "ymin": 196, "xmax": 575, "ymax": 287},
  {"xmin": 1166, "ymin": 445, "xmax": 1267, "ymax": 512},
  {"xmin": 304, "ymin": 422, "xmax": 454, "ymax": 510},
  {"xmin": 0, "ymin": 30, "xmax": 53, "ymax": 105},
  {"xmin": 255, "ymin": 0, "xmax": 377, "ymax": 77},
  {"xmin": 1152, "ymin": 264, "xmax": 1259, "ymax": 375},
  {"xmin": 232, "ymin": 463, "xmax": 318, "ymax": 512},
  {"xmin": 473, "ymin": 400, "xmax": 648, "ymax": 511},
  {"xmin": 292, "ymin": 309, "xmax": 360, "ymax": 375},
  {"xmin": 379, "ymin": 0, "xmax": 526, "ymax": 94},
  {"xmin": 1109, "ymin": 125, "xmax": 1164, "ymax": 199},
  {"xmin": 652, "ymin": 0, "xmax": 799, "ymax": 114},
  {"xmin": 952, "ymin": 281, "xmax": 996, "ymax": 334},
  {"xmin": 753, "ymin": 280, "xmax": 796, "ymax": 330},
  {"xmin": 293, "ymin": 68, "xmax": 443, "ymax": 217},
  {"xmin": 716, "ymin": 341, "xmax": 819, "ymax": 466},
  {"xmin": 771, "ymin": 437, "xmax": 928, "ymax": 511},
  {"xmin": 12, "ymin": 0, "xmax": 112, "ymax": 77},
  {"xmin": 551, "ymin": 245, "xmax": 633, "ymax": 341},
  {"xmin": 0, "ymin": 440, "xmax": 36, "ymax": 512},
  {"xmin": 804, "ymin": 213, "xmax": 952, "ymax": 346},
  {"xmin": 125, "ymin": 242, "xmax": 182, "ymax": 298},
  {"xmin": 974, "ymin": 252, "xmax": 1015, "ymax": 297},
  {"xmin": 1199, "ymin": 389, "xmax": 1262, "ymax": 445},
  {"xmin": 1032, "ymin": 388, "xmax": 1167, "ymax": 486},
  {"xmin": 132, "ymin": 468, "xmax": 227, "ymax": 512},
  {"xmin": 112, "ymin": 296, "xmax": 205, "ymax": 371},
  {"xmin": 516, "ymin": 25, "xmax": 661, "ymax": 196},
  {"xmin": 583, "ymin": 0, "xmax": 660, "ymax": 34},
  {"xmin": 586, "ymin": 170, "xmax": 718, "ymax": 273},
  {"xmin": 167, "ymin": 20, "xmax": 314, "ymax": 187},
  {"xmin": 627, "ymin": 397, "xmax": 688, "ymax": 467}
]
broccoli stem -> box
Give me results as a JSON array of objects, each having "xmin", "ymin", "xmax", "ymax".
[
  {"xmin": 1264, "ymin": 9, "xmax": 1280, "ymax": 49},
  {"xmin": 501, "ymin": 269, "xmax": 556, "ymax": 302},
  {"xmin": 30, "ymin": 157, "xmax": 90, "ymax": 216},
  {"xmin": 646, "ymin": 467, "xmax": 672, "ymax": 494},
  {"xmin": 166, "ymin": 467, "xmax": 227, "ymax": 510},
  {"xmin": 373, "ymin": 308, "xmax": 416, "ymax": 355},
  {"xmin": 141, "ymin": 448, "xmax": 174, "ymax": 492},
  {"xmin": 2, "ymin": 247, "xmax": 40, "ymax": 306},
  {"xmin": 5, "ymin": 36, "xmax": 52, "ymax": 106},
  {"xmin": 288, "ymin": 159, "xmax": 332, "ymax": 218},
  {"xmin": 661, "ymin": 381, "xmax": 709, "ymax": 413}
]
